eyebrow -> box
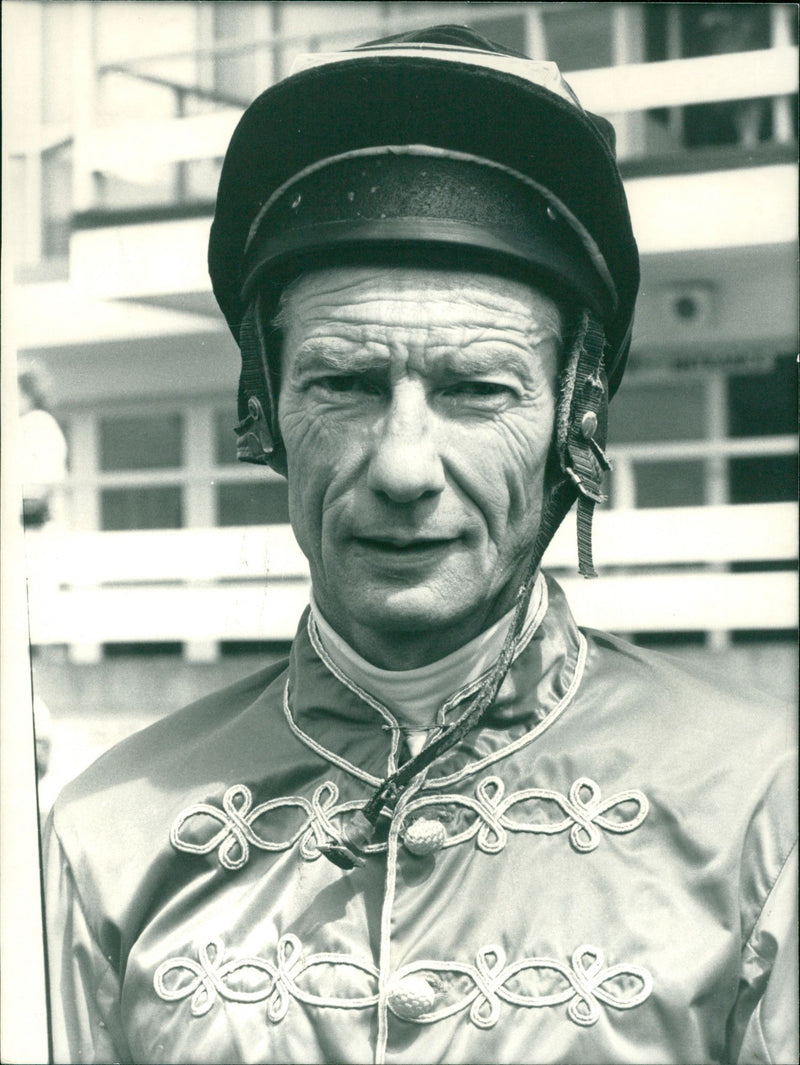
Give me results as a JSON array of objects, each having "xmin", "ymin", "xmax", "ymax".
[
  {"xmin": 288, "ymin": 335, "xmax": 554, "ymax": 380},
  {"xmin": 289, "ymin": 342, "xmax": 390, "ymax": 375},
  {"xmin": 434, "ymin": 345, "xmax": 538, "ymax": 379}
]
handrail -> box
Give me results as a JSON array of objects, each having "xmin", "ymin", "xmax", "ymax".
[
  {"xmin": 82, "ymin": 47, "xmax": 799, "ymax": 177},
  {"xmin": 46, "ymin": 435, "xmax": 797, "ymax": 493},
  {"xmin": 24, "ymin": 503, "xmax": 797, "ymax": 651},
  {"xmin": 100, "ymin": 65, "xmax": 250, "ymax": 110},
  {"xmin": 567, "ymin": 47, "xmax": 798, "ymax": 112},
  {"xmin": 100, "ymin": 44, "xmax": 800, "ymax": 113},
  {"xmin": 94, "ymin": 7, "xmax": 520, "ymax": 71},
  {"xmin": 23, "ymin": 503, "xmax": 797, "ymax": 585},
  {"xmin": 612, "ymin": 435, "xmax": 798, "ymax": 462}
]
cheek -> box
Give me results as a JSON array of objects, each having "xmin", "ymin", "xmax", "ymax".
[
  {"xmin": 280, "ymin": 394, "xmax": 347, "ymax": 487},
  {"xmin": 280, "ymin": 406, "xmax": 330, "ymax": 544},
  {"xmin": 447, "ymin": 410, "xmax": 554, "ymax": 529},
  {"xmin": 281, "ymin": 404, "xmax": 368, "ymax": 547}
]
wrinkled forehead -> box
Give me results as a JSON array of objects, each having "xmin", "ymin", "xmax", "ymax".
[{"xmin": 275, "ymin": 265, "xmax": 565, "ymax": 347}]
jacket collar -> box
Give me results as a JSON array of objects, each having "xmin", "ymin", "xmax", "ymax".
[{"xmin": 284, "ymin": 574, "xmax": 585, "ymax": 787}]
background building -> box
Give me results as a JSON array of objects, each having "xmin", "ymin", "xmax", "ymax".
[{"xmin": 4, "ymin": 2, "xmax": 797, "ymax": 795}]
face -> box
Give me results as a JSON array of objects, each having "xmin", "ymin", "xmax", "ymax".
[{"xmin": 278, "ymin": 266, "xmax": 561, "ymax": 668}]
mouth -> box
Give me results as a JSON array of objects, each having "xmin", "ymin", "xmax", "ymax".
[{"xmin": 354, "ymin": 536, "xmax": 457, "ymax": 554}]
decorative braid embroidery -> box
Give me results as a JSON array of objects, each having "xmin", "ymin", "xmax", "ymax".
[
  {"xmin": 154, "ymin": 934, "xmax": 380, "ymax": 1022},
  {"xmin": 388, "ymin": 943, "xmax": 653, "ymax": 1029},
  {"xmin": 153, "ymin": 937, "xmax": 652, "ymax": 1030},
  {"xmin": 404, "ymin": 775, "xmax": 650, "ymax": 855},
  {"xmin": 170, "ymin": 781, "xmax": 384, "ymax": 870},
  {"xmin": 169, "ymin": 776, "xmax": 649, "ymax": 868}
]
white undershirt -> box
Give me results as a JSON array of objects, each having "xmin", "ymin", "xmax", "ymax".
[{"xmin": 310, "ymin": 573, "xmax": 544, "ymax": 757}]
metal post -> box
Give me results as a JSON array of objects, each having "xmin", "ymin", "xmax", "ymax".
[
  {"xmin": 184, "ymin": 402, "xmax": 219, "ymax": 662},
  {"xmin": 770, "ymin": 5, "xmax": 795, "ymax": 144},
  {"xmin": 706, "ymin": 373, "xmax": 731, "ymax": 652},
  {"xmin": 0, "ymin": 212, "xmax": 50, "ymax": 1065}
]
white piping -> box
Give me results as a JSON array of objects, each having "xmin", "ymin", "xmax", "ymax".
[
  {"xmin": 281, "ymin": 681, "xmax": 383, "ymax": 788},
  {"xmin": 425, "ymin": 632, "xmax": 588, "ymax": 790},
  {"xmin": 375, "ymin": 771, "xmax": 429, "ymax": 1065}
]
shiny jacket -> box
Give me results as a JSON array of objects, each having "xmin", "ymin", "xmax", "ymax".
[{"xmin": 44, "ymin": 577, "xmax": 797, "ymax": 1064}]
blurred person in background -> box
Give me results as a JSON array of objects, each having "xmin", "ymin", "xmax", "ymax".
[
  {"xmin": 18, "ymin": 362, "xmax": 69, "ymax": 787},
  {"xmin": 18, "ymin": 361, "xmax": 68, "ymax": 533},
  {"xmin": 42, "ymin": 25, "xmax": 796, "ymax": 1065}
]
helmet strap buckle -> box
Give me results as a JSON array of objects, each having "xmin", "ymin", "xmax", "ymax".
[
  {"xmin": 235, "ymin": 395, "xmax": 276, "ymax": 463},
  {"xmin": 559, "ymin": 312, "xmax": 611, "ymax": 578}
]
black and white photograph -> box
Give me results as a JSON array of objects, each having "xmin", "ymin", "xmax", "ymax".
[{"xmin": 1, "ymin": 3, "xmax": 798, "ymax": 1062}]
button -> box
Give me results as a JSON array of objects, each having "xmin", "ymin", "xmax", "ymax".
[
  {"xmin": 402, "ymin": 817, "xmax": 446, "ymax": 856},
  {"xmin": 581, "ymin": 411, "xmax": 598, "ymax": 440},
  {"xmin": 387, "ymin": 973, "xmax": 437, "ymax": 1020}
]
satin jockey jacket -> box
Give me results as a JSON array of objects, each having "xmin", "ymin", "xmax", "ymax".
[{"xmin": 44, "ymin": 574, "xmax": 796, "ymax": 1065}]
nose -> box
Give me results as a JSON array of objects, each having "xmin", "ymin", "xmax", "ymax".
[{"xmin": 367, "ymin": 382, "xmax": 445, "ymax": 503}]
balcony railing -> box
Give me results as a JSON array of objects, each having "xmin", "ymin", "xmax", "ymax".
[
  {"xmin": 73, "ymin": 42, "xmax": 798, "ymax": 215},
  {"xmin": 24, "ymin": 502, "xmax": 798, "ymax": 663}
]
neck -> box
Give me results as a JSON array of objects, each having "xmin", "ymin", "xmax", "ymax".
[
  {"xmin": 309, "ymin": 573, "xmax": 546, "ymax": 738},
  {"xmin": 313, "ymin": 589, "xmax": 529, "ymax": 670}
]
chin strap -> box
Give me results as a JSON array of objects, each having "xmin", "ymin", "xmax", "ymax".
[
  {"xmin": 316, "ymin": 476, "xmax": 581, "ymax": 870},
  {"xmin": 316, "ymin": 551, "xmax": 543, "ymax": 869},
  {"xmin": 234, "ymin": 295, "xmax": 286, "ymax": 473},
  {"xmin": 560, "ymin": 311, "xmax": 611, "ymax": 578}
]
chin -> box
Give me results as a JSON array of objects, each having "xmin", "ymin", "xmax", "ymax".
[{"xmin": 346, "ymin": 585, "xmax": 483, "ymax": 636}]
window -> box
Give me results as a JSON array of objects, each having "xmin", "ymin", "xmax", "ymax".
[
  {"xmin": 101, "ymin": 487, "xmax": 183, "ymax": 530},
  {"xmin": 612, "ymin": 381, "xmax": 707, "ymax": 444},
  {"xmin": 607, "ymin": 358, "xmax": 797, "ymax": 510},
  {"xmin": 212, "ymin": 2, "xmax": 258, "ymax": 101},
  {"xmin": 609, "ymin": 379, "xmax": 708, "ymax": 508},
  {"xmin": 209, "ymin": 1, "xmax": 280, "ymax": 101},
  {"xmin": 728, "ymin": 354, "xmax": 798, "ymax": 504},
  {"xmin": 729, "ymin": 456, "xmax": 797, "ymax": 505},
  {"xmin": 541, "ymin": 6, "xmax": 614, "ymax": 71},
  {"xmin": 214, "ymin": 407, "xmax": 240, "ymax": 465},
  {"xmin": 634, "ymin": 460, "xmax": 706, "ymax": 509},
  {"xmin": 98, "ymin": 412, "xmax": 185, "ymax": 531},
  {"xmin": 217, "ymin": 482, "xmax": 290, "ymax": 526},
  {"xmin": 469, "ymin": 14, "xmax": 527, "ymax": 56},
  {"xmin": 728, "ymin": 354, "xmax": 796, "ymax": 438},
  {"xmin": 644, "ymin": 5, "xmax": 796, "ymax": 153},
  {"xmin": 99, "ymin": 413, "xmax": 183, "ymax": 470}
]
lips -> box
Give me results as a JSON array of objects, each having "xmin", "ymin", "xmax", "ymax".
[{"xmin": 354, "ymin": 536, "xmax": 457, "ymax": 552}]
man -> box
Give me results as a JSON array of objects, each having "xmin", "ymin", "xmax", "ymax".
[{"xmin": 44, "ymin": 25, "xmax": 796, "ymax": 1064}]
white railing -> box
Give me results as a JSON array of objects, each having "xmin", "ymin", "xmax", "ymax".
[
  {"xmin": 80, "ymin": 46, "xmax": 798, "ymax": 181},
  {"xmin": 566, "ymin": 47, "xmax": 798, "ymax": 114},
  {"xmin": 24, "ymin": 502, "xmax": 798, "ymax": 661}
]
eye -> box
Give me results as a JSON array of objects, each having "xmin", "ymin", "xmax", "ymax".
[
  {"xmin": 313, "ymin": 375, "xmax": 385, "ymax": 396},
  {"xmin": 449, "ymin": 381, "xmax": 509, "ymax": 396},
  {"xmin": 441, "ymin": 380, "xmax": 518, "ymax": 403}
]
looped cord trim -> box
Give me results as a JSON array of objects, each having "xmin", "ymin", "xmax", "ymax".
[
  {"xmin": 154, "ymin": 934, "xmax": 652, "ymax": 1029},
  {"xmin": 168, "ymin": 771, "xmax": 648, "ymax": 868}
]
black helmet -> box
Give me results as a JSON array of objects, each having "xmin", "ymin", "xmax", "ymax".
[{"xmin": 210, "ymin": 25, "xmax": 637, "ymax": 396}]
